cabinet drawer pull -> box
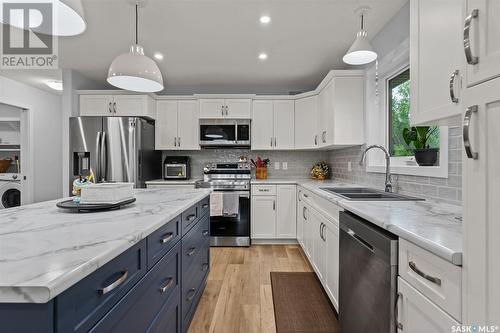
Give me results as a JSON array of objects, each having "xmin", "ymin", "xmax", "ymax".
[
  {"xmin": 463, "ymin": 105, "xmax": 478, "ymax": 159},
  {"xmin": 186, "ymin": 288, "xmax": 196, "ymax": 301},
  {"xmin": 303, "ymin": 193, "xmax": 308, "ymax": 198},
  {"xmin": 408, "ymin": 261, "xmax": 442, "ymax": 286},
  {"xmin": 187, "ymin": 247, "xmax": 196, "ymax": 256},
  {"xmin": 186, "ymin": 214, "xmax": 196, "ymax": 221},
  {"xmin": 202, "ymin": 230, "xmax": 209, "ymax": 236},
  {"xmin": 202, "ymin": 203, "xmax": 209, "ymax": 209},
  {"xmin": 160, "ymin": 232, "xmax": 174, "ymax": 244},
  {"xmin": 259, "ymin": 189, "xmax": 269, "ymax": 192},
  {"xmin": 449, "ymin": 70, "xmax": 459, "ymax": 103},
  {"xmin": 99, "ymin": 271, "xmax": 128, "ymax": 295},
  {"xmin": 463, "ymin": 8, "xmax": 479, "ymax": 65},
  {"xmin": 201, "ymin": 263, "xmax": 209, "ymax": 271},
  {"xmin": 159, "ymin": 277, "xmax": 174, "ymax": 293}
]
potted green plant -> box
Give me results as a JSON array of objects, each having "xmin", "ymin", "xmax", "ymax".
[{"xmin": 402, "ymin": 126, "xmax": 439, "ymax": 166}]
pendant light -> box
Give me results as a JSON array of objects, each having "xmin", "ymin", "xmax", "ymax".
[
  {"xmin": 343, "ymin": 9, "xmax": 377, "ymax": 65},
  {"xmin": 107, "ymin": 3, "xmax": 164, "ymax": 93},
  {"xmin": 0, "ymin": 0, "xmax": 86, "ymax": 36}
]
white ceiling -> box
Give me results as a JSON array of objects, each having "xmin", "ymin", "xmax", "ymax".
[{"xmin": 3, "ymin": 0, "xmax": 407, "ymax": 95}]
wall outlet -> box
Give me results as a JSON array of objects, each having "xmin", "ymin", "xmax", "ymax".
[
  {"xmin": 274, "ymin": 162, "xmax": 280, "ymax": 170},
  {"xmin": 282, "ymin": 162, "xmax": 288, "ymax": 170},
  {"xmin": 348, "ymin": 161, "xmax": 352, "ymax": 172}
]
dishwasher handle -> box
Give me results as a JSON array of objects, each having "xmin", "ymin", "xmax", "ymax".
[{"xmin": 347, "ymin": 228, "xmax": 374, "ymax": 253}]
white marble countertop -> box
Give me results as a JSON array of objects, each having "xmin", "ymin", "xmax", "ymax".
[
  {"xmin": 146, "ymin": 179, "xmax": 200, "ymax": 185},
  {"xmin": 0, "ymin": 188, "xmax": 211, "ymax": 303},
  {"xmin": 251, "ymin": 178, "xmax": 463, "ymax": 265}
]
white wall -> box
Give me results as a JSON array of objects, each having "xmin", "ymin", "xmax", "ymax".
[
  {"xmin": 0, "ymin": 76, "xmax": 62, "ymax": 202},
  {"xmin": 61, "ymin": 69, "xmax": 104, "ymax": 195}
]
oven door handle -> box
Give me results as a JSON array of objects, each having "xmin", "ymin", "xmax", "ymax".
[{"xmin": 213, "ymin": 191, "xmax": 250, "ymax": 198}]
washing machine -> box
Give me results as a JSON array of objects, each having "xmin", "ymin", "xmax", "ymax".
[{"xmin": 0, "ymin": 173, "xmax": 21, "ymax": 209}]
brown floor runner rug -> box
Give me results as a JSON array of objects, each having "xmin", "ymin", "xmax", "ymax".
[{"xmin": 270, "ymin": 272, "xmax": 339, "ymax": 333}]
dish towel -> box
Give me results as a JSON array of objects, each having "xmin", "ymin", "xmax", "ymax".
[
  {"xmin": 210, "ymin": 192, "xmax": 223, "ymax": 216},
  {"xmin": 222, "ymin": 192, "xmax": 239, "ymax": 217}
]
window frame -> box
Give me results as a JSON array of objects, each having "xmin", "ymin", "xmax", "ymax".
[{"xmin": 365, "ymin": 50, "xmax": 449, "ymax": 179}]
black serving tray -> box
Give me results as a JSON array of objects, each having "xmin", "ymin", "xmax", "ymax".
[{"xmin": 56, "ymin": 198, "xmax": 136, "ymax": 213}]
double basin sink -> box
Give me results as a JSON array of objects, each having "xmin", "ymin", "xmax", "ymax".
[{"xmin": 321, "ymin": 187, "xmax": 425, "ymax": 201}]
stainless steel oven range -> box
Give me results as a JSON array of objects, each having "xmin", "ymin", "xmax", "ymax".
[{"xmin": 195, "ymin": 162, "xmax": 251, "ymax": 247}]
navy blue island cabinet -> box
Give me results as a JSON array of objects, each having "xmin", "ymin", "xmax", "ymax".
[{"xmin": 0, "ymin": 196, "xmax": 210, "ymax": 333}]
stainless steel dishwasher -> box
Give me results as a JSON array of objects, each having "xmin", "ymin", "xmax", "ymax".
[{"xmin": 339, "ymin": 211, "xmax": 398, "ymax": 333}]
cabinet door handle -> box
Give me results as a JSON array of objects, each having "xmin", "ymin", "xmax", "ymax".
[
  {"xmin": 174, "ymin": 137, "xmax": 177, "ymax": 147},
  {"xmin": 463, "ymin": 8, "xmax": 479, "ymax": 65},
  {"xmin": 449, "ymin": 70, "xmax": 460, "ymax": 103},
  {"xmin": 186, "ymin": 214, "xmax": 196, "ymax": 221},
  {"xmin": 463, "ymin": 105, "xmax": 478, "ymax": 159},
  {"xmin": 160, "ymin": 232, "xmax": 174, "ymax": 244},
  {"xmin": 202, "ymin": 230, "xmax": 209, "ymax": 236},
  {"xmin": 112, "ymin": 102, "xmax": 117, "ymax": 114},
  {"xmin": 273, "ymin": 200, "xmax": 276, "ymax": 211},
  {"xmin": 108, "ymin": 102, "xmax": 112, "ymax": 113},
  {"xmin": 303, "ymin": 206, "xmax": 307, "ymax": 220},
  {"xmin": 225, "ymin": 105, "xmax": 229, "ymax": 116},
  {"xmin": 202, "ymin": 203, "xmax": 209, "ymax": 208},
  {"xmin": 221, "ymin": 105, "xmax": 224, "ymax": 116},
  {"xmin": 187, "ymin": 247, "xmax": 197, "ymax": 256},
  {"xmin": 322, "ymin": 224, "xmax": 326, "ymax": 241},
  {"xmin": 178, "ymin": 137, "xmax": 181, "ymax": 147},
  {"xmin": 159, "ymin": 277, "xmax": 174, "ymax": 293},
  {"xmin": 201, "ymin": 263, "xmax": 209, "ymax": 271},
  {"xmin": 408, "ymin": 261, "xmax": 442, "ymax": 286},
  {"xmin": 314, "ymin": 135, "xmax": 318, "ymax": 145},
  {"xmin": 395, "ymin": 292, "xmax": 403, "ymax": 330},
  {"xmin": 303, "ymin": 193, "xmax": 308, "ymax": 198},
  {"xmin": 322, "ymin": 131, "xmax": 326, "ymax": 143},
  {"xmin": 271, "ymin": 137, "xmax": 273, "ymax": 147},
  {"xmin": 186, "ymin": 288, "xmax": 196, "ymax": 301},
  {"xmin": 99, "ymin": 271, "xmax": 128, "ymax": 295}
]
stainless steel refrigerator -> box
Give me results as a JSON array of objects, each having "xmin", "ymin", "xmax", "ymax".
[{"xmin": 69, "ymin": 117, "xmax": 161, "ymax": 194}]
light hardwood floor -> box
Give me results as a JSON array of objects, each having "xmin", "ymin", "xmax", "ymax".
[{"xmin": 188, "ymin": 245, "xmax": 313, "ymax": 333}]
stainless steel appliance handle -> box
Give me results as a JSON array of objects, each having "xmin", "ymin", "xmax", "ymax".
[
  {"xmin": 99, "ymin": 271, "xmax": 128, "ymax": 295},
  {"xmin": 449, "ymin": 70, "xmax": 459, "ymax": 103},
  {"xmin": 408, "ymin": 261, "xmax": 442, "ymax": 286},
  {"xmin": 214, "ymin": 191, "xmax": 250, "ymax": 198},
  {"xmin": 347, "ymin": 229, "xmax": 374, "ymax": 253},
  {"xmin": 160, "ymin": 232, "xmax": 174, "ymax": 244},
  {"xmin": 463, "ymin": 9, "xmax": 479, "ymax": 65},
  {"xmin": 463, "ymin": 105, "xmax": 478, "ymax": 159},
  {"xmin": 159, "ymin": 277, "xmax": 174, "ymax": 293},
  {"xmin": 95, "ymin": 131, "xmax": 102, "ymax": 181},
  {"xmin": 395, "ymin": 292, "xmax": 403, "ymax": 330},
  {"xmin": 100, "ymin": 131, "xmax": 107, "ymax": 181}
]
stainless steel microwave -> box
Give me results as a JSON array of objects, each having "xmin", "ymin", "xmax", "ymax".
[{"xmin": 199, "ymin": 119, "xmax": 251, "ymax": 147}]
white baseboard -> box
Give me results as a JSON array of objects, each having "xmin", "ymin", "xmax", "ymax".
[{"xmin": 251, "ymin": 239, "xmax": 298, "ymax": 245}]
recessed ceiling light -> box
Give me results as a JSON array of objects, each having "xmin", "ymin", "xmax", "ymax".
[
  {"xmin": 45, "ymin": 80, "xmax": 63, "ymax": 91},
  {"xmin": 258, "ymin": 53, "xmax": 268, "ymax": 60},
  {"xmin": 260, "ymin": 15, "xmax": 271, "ymax": 24},
  {"xmin": 153, "ymin": 52, "xmax": 164, "ymax": 61}
]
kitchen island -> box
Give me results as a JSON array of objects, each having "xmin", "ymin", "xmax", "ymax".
[{"xmin": 0, "ymin": 187, "xmax": 211, "ymax": 333}]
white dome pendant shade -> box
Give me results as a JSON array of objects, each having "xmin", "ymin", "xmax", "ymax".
[
  {"xmin": 107, "ymin": 4, "xmax": 164, "ymax": 93},
  {"xmin": 0, "ymin": 0, "xmax": 86, "ymax": 36},
  {"xmin": 343, "ymin": 11, "xmax": 377, "ymax": 65}
]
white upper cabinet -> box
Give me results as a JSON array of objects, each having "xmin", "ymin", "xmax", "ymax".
[
  {"xmin": 80, "ymin": 94, "xmax": 155, "ymax": 119},
  {"xmin": 199, "ymin": 99, "xmax": 251, "ymax": 119},
  {"xmin": 295, "ymin": 96, "xmax": 318, "ymax": 149},
  {"xmin": 409, "ymin": 0, "xmax": 464, "ymax": 126},
  {"xmin": 273, "ymin": 100, "xmax": 295, "ymax": 149},
  {"xmin": 252, "ymin": 100, "xmax": 295, "ymax": 150},
  {"xmin": 464, "ymin": 0, "xmax": 500, "ymax": 87},
  {"xmin": 251, "ymin": 100, "xmax": 274, "ymax": 150},
  {"xmin": 155, "ymin": 100, "xmax": 199, "ymax": 150},
  {"xmin": 318, "ymin": 75, "xmax": 364, "ymax": 147}
]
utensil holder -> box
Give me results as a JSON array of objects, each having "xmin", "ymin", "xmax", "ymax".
[{"xmin": 255, "ymin": 167, "xmax": 268, "ymax": 180}]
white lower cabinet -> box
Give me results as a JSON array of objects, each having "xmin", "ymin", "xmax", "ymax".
[
  {"xmin": 251, "ymin": 185, "xmax": 296, "ymax": 239},
  {"xmin": 297, "ymin": 187, "xmax": 340, "ymax": 309},
  {"xmin": 251, "ymin": 195, "xmax": 276, "ymax": 239},
  {"xmin": 397, "ymin": 277, "xmax": 459, "ymax": 332},
  {"xmin": 324, "ymin": 221, "xmax": 339, "ymax": 310}
]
